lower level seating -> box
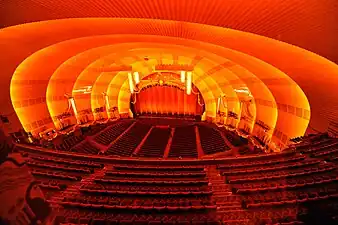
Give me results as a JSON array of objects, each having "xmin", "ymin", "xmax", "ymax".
[
  {"xmin": 137, "ymin": 127, "xmax": 171, "ymax": 158},
  {"xmin": 169, "ymin": 126, "xmax": 198, "ymax": 158},
  {"xmin": 197, "ymin": 125, "xmax": 230, "ymax": 155},
  {"xmin": 105, "ymin": 123, "xmax": 152, "ymax": 157}
]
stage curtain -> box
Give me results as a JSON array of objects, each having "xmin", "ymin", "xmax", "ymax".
[{"xmin": 134, "ymin": 85, "xmax": 202, "ymax": 116}]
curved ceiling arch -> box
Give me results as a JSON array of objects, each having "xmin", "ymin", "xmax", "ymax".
[
  {"xmin": 4, "ymin": 18, "xmax": 336, "ymax": 140},
  {"xmin": 2, "ymin": 0, "xmax": 337, "ymax": 65},
  {"xmin": 45, "ymin": 41, "xmax": 277, "ymax": 135},
  {"xmin": 46, "ymin": 43, "xmax": 239, "ymax": 124},
  {"xmin": 10, "ymin": 34, "xmax": 287, "ymax": 141}
]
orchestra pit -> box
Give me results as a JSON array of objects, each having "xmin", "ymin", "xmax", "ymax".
[{"xmin": 1, "ymin": 1, "xmax": 338, "ymax": 225}]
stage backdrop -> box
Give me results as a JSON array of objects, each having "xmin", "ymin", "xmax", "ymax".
[{"xmin": 132, "ymin": 85, "xmax": 204, "ymax": 116}]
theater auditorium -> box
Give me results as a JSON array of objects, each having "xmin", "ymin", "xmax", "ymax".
[{"xmin": 1, "ymin": 1, "xmax": 338, "ymax": 225}]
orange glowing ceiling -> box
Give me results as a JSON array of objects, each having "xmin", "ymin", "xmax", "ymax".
[
  {"xmin": 0, "ymin": 1, "xmax": 338, "ymax": 149},
  {"xmin": 1, "ymin": 0, "xmax": 338, "ymax": 64}
]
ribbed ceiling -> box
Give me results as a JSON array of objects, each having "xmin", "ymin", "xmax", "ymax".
[{"xmin": 1, "ymin": 0, "xmax": 338, "ymax": 64}]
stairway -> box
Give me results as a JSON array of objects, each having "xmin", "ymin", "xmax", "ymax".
[{"xmin": 205, "ymin": 165, "xmax": 249, "ymax": 224}]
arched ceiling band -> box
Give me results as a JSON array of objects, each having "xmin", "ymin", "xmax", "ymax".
[
  {"xmin": 5, "ymin": 18, "xmax": 336, "ymax": 139},
  {"xmin": 11, "ymin": 35, "xmax": 302, "ymax": 144},
  {"xmin": 11, "ymin": 35, "xmax": 275, "ymax": 130}
]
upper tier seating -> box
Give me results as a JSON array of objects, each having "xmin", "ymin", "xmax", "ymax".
[
  {"xmin": 169, "ymin": 126, "xmax": 198, "ymax": 158},
  {"xmin": 23, "ymin": 153, "xmax": 103, "ymax": 199},
  {"xmin": 216, "ymin": 148, "xmax": 338, "ymax": 212},
  {"xmin": 105, "ymin": 123, "xmax": 152, "ymax": 157},
  {"xmin": 197, "ymin": 125, "xmax": 230, "ymax": 155},
  {"xmin": 94, "ymin": 120, "xmax": 134, "ymax": 145},
  {"xmin": 15, "ymin": 136, "xmax": 338, "ymax": 225},
  {"xmin": 22, "ymin": 152, "xmax": 217, "ymax": 224},
  {"xmin": 137, "ymin": 127, "xmax": 171, "ymax": 158}
]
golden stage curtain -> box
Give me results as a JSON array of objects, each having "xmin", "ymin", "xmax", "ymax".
[{"xmin": 134, "ymin": 85, "xmax": 200, "ymax": 115}]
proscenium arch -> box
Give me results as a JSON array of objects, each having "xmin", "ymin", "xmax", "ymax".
[{"xmin": 5, "ymin": 18, "xmax": 328, "ymax": 145}]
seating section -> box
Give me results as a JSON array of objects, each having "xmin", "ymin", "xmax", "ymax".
[
  {"xmin": 12, "ymin": 125, "xmax": 338, "ymax": 224},
  {"xmin": 197, "ymin": 125, "xmax": 230, "ymax": 155},
  {"xmin": 217, "ymin": 151, "xmax": 338, "ymax": 214},
  {"xmin": 169, "ymin": 126, "xmax": 198, "ymax": 158},
  {"xmin": 137, "ymin": 127, "xmax": 171, "ymax": 158},
  {"xmin": 105, "ymin": 123, "xmax": 152, "ymax": 157},
  {"xmin": 24, "ymin": 154, "xmax": 103, "ymax": 199},
  {"xmin": 218, "ymin": 127, "xmax": 248, "ymax": 147},
  {"xmin": 71, "ymin": 141, "xmax": 101, "ymax": 155},
  {"xmin": 55, "ymin": 134, "xmax": 84, "ymax": 151},
  {"xmin": 94, "ymin": 120, "xmax": 134, "ymax": 145},
  {"xmin": 238, "ymin": 146, "xmax": 264, "ymax": 155},
  {"xmin": 47, "ymin": 162, "xmax": 217, "ymax": 224}
]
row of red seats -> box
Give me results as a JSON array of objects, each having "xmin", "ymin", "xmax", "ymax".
[
  {"xmin": 105, "ymin": 171, "xmax": 206, "ymax": 178},
  {"xmin": 233, "ymin": 173, "xmax": 338, "ymax": 193},
  {"xmin": 297, "ymin": 141, "xmax": 338, "ymax": 154},
  {"xmin": 63, "ymin": 193, "xmax": 210, "ymax": 202},
  {"xmin": 80, "ymin": 187, "xmax": 212, "ymax": 196},
  {"xmin": 227, "ymin": 163, "xmax": 335, "ymax": 183},
  {"xmin": 38, "ymin": 180, "xmax": 67, "ymax": 190},
  {"xmin": 95, "ymin": 178, "xmax": 208, "ymax": 185},
  {"xmin": 58, "ymin": 211, "xmax": 220, "ymax": 225},
  {"xmin": 31, "ymin": 170, "xmax": 82, "ymax": 181},
  {"xmin": 226, "ymin": 161, "xmax": 326, "ymax": 182},
  {"xmin": 294, "ymin": 138, "xmax": 334, "ymax": 150},
  {"xmin": 113, "ymin": 164, "xmax": 205, "ymax": 171},
  {"xmin": 27, "ymin": 160, "xmax": 93, "ymax": 174},
  {"xmin": 101, "ymin": 175, "xmax": 206, "ymax": 182},
  {"xmin": 57, "ymin": 192, "xmax": 214, "ymax": 207},
  {"xmin": 55, "ymin": 201, "xmax": 216, "ymax": 212},
  {"xmin": 219, "ymin": 211, "xmax": 299, "ymax": 225},
  {"xmin": 83, "ymin": 184, "xmax": 210, "ymax": 192},
  {"xmin": 94, "ymin": 120, "xmax": 134, "ymax": 146},
  {"xmin": 217, "ymin": 154, "xmax": 305, "ymax": 169},
  {"xmin": 221, "ymin": 159, "xmax": 319, "ymax": 176},
  {"xmin": 29, "ymin": 155, "xmax": 103, "ymax": 168},
  {"xmin": 243, "ymin": 189, "xmax": 338, "ymax": 208},
  {"xmin": 313, "ymin": 147, "xmax": 338, "ymax": 157}
]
